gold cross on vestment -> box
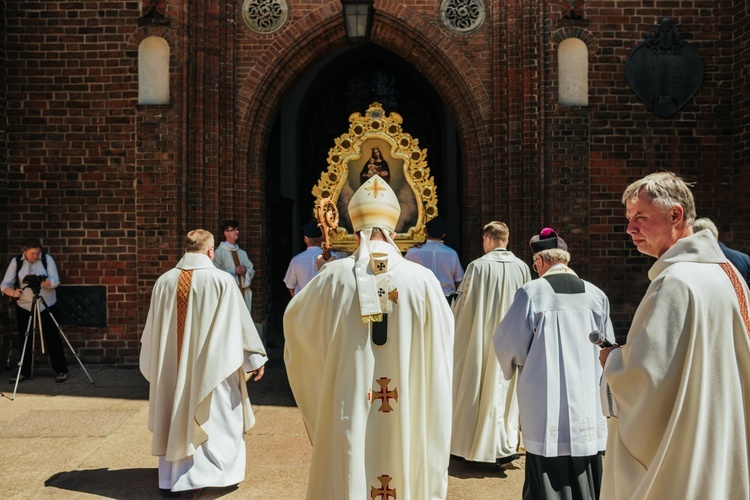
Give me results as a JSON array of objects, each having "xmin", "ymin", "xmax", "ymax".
[
  {"xmin": 370, "ymin": 474, "xmax": 397, "ymax": 500},
  {"xmin": 371, "ymin": 377, "xmax": 398, "ymax": 413}
]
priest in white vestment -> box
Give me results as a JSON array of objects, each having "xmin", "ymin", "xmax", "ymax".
[
  {"xmin": 284, "ymin": 175, "xmax": 454, "ymax": 500},
  {"xmin": 600, "ymin": 172, "xmax": 750, "ymax": 500},
  {"xmin": 140, "ymin": 229, "xmax": 267, "ymax": 494},
  {"xmin": 213, "ymin": 220, "xmax": 255, "ymax": 312},
  {"xmin": 495, "ymin": 228, "xmax": 613, "ymax": 499},
  {"xmin": 450, "ymin": 221, "xmax": 530, "ymax": 464}
]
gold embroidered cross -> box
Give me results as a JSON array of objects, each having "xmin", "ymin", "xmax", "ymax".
[
  {"xmin": 371, "ymin": 377, "xmax": 398, "ymax": 413},
  {"xmin": 366, "ymin": 178, "xmax": 387, "ymax": 198},
  {"xmin": 370, "ymin": 474, "xmax": 397, "ymax": 500}
]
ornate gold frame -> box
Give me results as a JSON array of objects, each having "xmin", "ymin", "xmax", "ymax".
[{"xmin": 312, "ymin": 102, "xmax": 438, "ymax": 253}]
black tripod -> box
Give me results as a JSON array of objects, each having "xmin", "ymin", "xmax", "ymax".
[{"xmin": 9, "ymin": 286, "xmax": 94, "ymax": 400}]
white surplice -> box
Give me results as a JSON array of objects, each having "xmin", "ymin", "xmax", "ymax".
[
  {"xmin": 284, "ymin": 240, "xmax": 454, "ymax": 500},
  {"xmin": 601, "ymin": 230, "xmax": 750, "ymax": 500},
  {"xmin": 214, "ymin": 241, "xmax": 255, "ymax": 311},
  {"xmin": 494, "ymin": 264, "xmax": 612, "ymax": 458},
  {"xmin": 140, "ymin": 252, "xmax": 267, "ymax": 492},
  {"xmin": 449, "ymin": 249, "xmax": 530, "ymax": 462}
]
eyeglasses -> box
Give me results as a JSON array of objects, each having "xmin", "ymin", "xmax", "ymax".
[{"xmin": 532, "ymin": 258, "xmax": 540, "ymax": 274}]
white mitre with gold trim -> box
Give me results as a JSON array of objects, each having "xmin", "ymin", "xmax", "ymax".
[
  {"xmin": 348, "ymin": 174, "xmax": 400, "ymax": 232},
  {"xmin": 348, "ymin": 174, "xmax": 402, "ymax": 323}
]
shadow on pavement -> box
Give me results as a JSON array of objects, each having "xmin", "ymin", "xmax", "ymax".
[
  {"xmin": 449, "ymin": 455, "xmax": 523, "ymax": 479},
  {"xmin": 0, "ymin": 354, "xmax": 299, "ymax": 406},
  {"xmin": 0, "ymin": 365, "xmax": 149, "ymax": 400},
  {"xmin": 248, "ymin": 357, "xmax": 297, "ymax": 408},
  {"xmin": 45, "ymin": 468, "xmax": 240, "ymax": 499}
]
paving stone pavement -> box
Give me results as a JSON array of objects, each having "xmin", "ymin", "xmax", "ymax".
[{"xmin": 0, "ymin": 354, "xmax": 524, "ymax": 499}]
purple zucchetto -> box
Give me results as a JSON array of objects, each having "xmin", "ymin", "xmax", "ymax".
[{"xmin": 529, "ymin": 227, "xmax": 568, "ymax": 253}]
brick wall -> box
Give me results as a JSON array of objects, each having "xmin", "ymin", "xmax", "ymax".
[
  {"xmin": 733, "ymin": 2, "xmax": 750, "ymax": 249},
  {"xmin": 0, "ymin": 1, "xmax": 747, "ymax": 363},
  {"xmin": 2, "ymin": 1, "xmax": 143, "ymax": 363},
  {"xmin": 0, "ymin": 0, "xmax": 9, "ymax": 365}
]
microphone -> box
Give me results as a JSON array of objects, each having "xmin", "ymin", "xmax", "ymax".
[{"xmin": 589, "ymin": 330, "xmax": 613, "ymax": 348}]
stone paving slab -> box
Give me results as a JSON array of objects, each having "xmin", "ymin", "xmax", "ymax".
[{"xmin": 0, "ymin": 359, "xmax": 524, "ymax": 499}]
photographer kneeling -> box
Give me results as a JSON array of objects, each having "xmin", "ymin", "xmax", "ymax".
[{"xmin": 1, "ymin": 238, "xmax": 69, "ymax": 383}]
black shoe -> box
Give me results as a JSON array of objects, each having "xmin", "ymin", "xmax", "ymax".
[
  {"xmin": 9, "ymin": 375, "xmax": 27, "ymax": 384},
  {"xmin": 496, "ymin": 453, "xmax": 520, "ymax": 466},
  {"xmin": 55, "ymin": 372, "xmax": 68, "ymax": 383}
]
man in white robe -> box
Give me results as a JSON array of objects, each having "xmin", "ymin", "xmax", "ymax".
[
  {"xmin": 494, "ymin": 228, "xmax": 613, "ymax": 499},
  {"xmin": 284, "ymin": 175, "xmax": 454, "ymax": 500},
  {"xmin": 214, "ymin": 220, "xmax": 255, "ymax": 312},
  {"xmin": 600, "ymin": 172, "xmax": 750, "ymax": 500},
  {"xmin": 450, "ymin": 221, "xmax": 530, "ymax": 465},
  {"xmin": 140, "ymin": 229, "xmax": 267, "ymax": 494}
]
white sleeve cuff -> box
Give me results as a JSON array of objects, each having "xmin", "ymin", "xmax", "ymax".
[{"xmin": 243, "ymin": 352, "xmax": 267, "ymax": 372}]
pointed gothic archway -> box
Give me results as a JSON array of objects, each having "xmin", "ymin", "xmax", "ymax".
[
  {"xmin": 264, "ymin": 44, "xmax": 462, "ymax": 345},
  {"xmin": 236, "ymin": 6, "xmax": 492, "ymax": 343}
]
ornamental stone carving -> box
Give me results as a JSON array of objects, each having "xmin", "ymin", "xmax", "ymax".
[
  {"xmin": 439, "ymin": 0, "xmax": 485, "ymax": 34},
  {"xmin": 241, "ymin": 0, "xmax": 288, "ymax": 35}
]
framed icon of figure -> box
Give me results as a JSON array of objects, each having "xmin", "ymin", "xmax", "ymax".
[{"xmin": 312, "ymin": 102, "xmax": 439, "ymax": 253}]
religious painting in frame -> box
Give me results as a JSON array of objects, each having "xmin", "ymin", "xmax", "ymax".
[{"xmin": 312, "ymin": 102, "xmax": 439, "ymax": 253}]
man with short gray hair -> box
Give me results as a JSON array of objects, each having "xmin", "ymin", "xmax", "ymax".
[{"xmin": 599, "ymin": 172, "xmax": 750, "ymax": 499}]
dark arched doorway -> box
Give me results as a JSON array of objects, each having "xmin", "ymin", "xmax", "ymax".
[{"xmin": 264, "ymin": 44, "xmax": 461, "ymax": 346}]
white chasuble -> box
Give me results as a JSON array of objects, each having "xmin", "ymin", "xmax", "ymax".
[
  {"xmin": 284, "ymin": 240, "xmax": 454, "ymax": 500},
  {"xmin": 602, "ymin": 231, "xmax": 750, "ymax": 500},
  {"xmin": 450, "ymin": 250, "xmax": 531, "ymax": 462},
  {"xmin": 140, "ymin": 252, "xmax": 267, "ymax": 492}
]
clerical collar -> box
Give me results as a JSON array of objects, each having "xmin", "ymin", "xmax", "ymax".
[
  {"xmin": 220, "ymin": 241, "xmax": 240, "ymax": 250},
  {"xmin": 543, "ymin": 263, "xmax": 578, "ymax": 276}
]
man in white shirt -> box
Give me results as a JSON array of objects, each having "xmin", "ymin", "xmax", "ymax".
[
  {"xmin": 283, "ymin": 220, "xmax": 324, "ymax": 296},
  {"xmin": 213, "ymin": 220, "xmax": 255, "ymax": 313},
  {"xmin": 405, "ymin": 216, "xmax": 464, "ymax": 302},
  {"xmin": 2, "ymin": 237, "xmax": 69, "ymax": 383}
]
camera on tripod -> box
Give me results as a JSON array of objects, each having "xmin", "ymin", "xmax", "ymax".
[{"xmin": 22, "ymin": 274, "xmax": 47, "ymax": 295}]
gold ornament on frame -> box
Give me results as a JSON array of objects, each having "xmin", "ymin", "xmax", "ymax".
[{"xmin": 312, "ymin": 102, "xmax": 439, "ymax": 253}]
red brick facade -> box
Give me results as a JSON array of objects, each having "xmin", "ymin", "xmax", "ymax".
[{"xmin": 1, "ymin": 1, "xmax": 747, "ymax": 364}]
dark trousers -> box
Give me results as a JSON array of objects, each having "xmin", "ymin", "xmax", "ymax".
[{"xmin": 16, "ymin": 304, "xmax": 69, "ymax": 376}]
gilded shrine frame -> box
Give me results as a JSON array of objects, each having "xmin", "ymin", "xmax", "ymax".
[{"xmin": 312, "ymin": 103, "xmax": 439, "ymax": 253}]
